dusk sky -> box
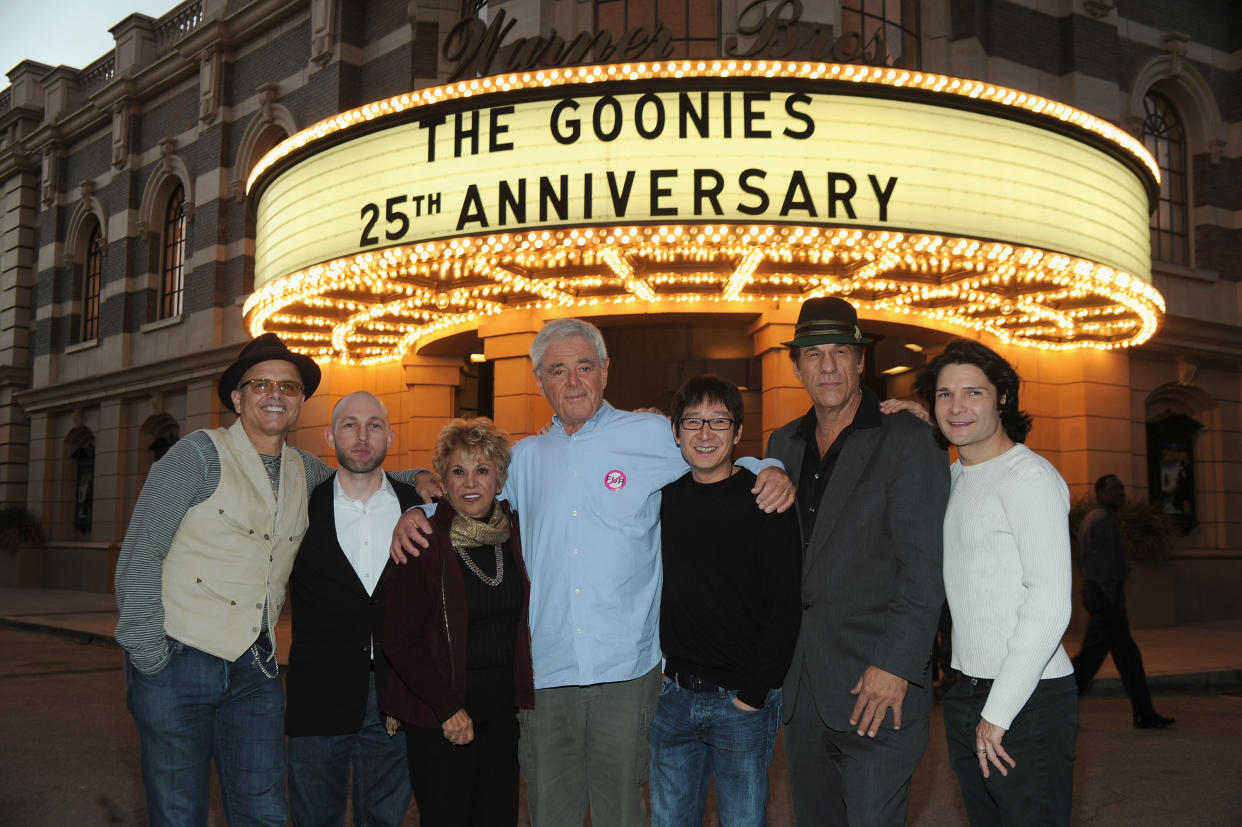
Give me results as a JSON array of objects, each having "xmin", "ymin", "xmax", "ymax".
[{"xmin": 3, "ymin": 0, "xmax": 173, "ymax": 85}]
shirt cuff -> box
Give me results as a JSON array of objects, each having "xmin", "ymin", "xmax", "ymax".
[
  {"xmin": 126, "ymin": 640, "xmax": 173, "ymax": 675},
  {"xmin": 736, "ymin": 456, "xmax": 785, "ymax": 474}
]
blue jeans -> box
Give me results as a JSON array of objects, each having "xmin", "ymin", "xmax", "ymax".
[
  {"xmin": 287, "ymin": 673, "xmax": 410, "ymax": 826},
  {"xmin": 648, "ymin": 676, "xmax": 781, "ymax": 827},
  {"xmin": 944, "ymin": 674, "xmax": 1078, "ymax": 827},
  {"xmin": 125, "ymin": 636, "xmax": 286, "ymax": 827}
]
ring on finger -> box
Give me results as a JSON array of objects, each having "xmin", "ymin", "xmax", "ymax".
[{"xmin": 975, "ymin": 746, "xmax": 987, "ymax": 754}]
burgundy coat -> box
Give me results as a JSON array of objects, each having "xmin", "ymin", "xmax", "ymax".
[{"xmin": 382, "ymin": 499, "xmax": 535, "ymax": 727}]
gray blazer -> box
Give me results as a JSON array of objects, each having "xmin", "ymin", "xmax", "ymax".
[{"xmin": 767, "ymin": 398, "xmax": 949, "ymax": 731}]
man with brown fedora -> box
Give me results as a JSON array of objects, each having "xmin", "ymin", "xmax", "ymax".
[
  {"xmin": 115, "ymin": 333, "xmax": 430, "ymax": 826},
  {"xmin": 766, "ymin": 297, "xmax": 950, "ymax": 826}
]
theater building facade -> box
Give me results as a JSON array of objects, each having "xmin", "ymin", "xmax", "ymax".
[{"xmin": 0, "ymin": 0, "xmax": 1238, "ymax": 625}]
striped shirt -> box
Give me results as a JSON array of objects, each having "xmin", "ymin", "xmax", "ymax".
[{"xmin": 114, "ymin": 429, "xmax": 421, "ymax": 673}]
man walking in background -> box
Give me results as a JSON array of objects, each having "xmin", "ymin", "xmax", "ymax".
[{"xmin": 1071, "ymin": 474, "xmax": 1175, "ymax": 729}]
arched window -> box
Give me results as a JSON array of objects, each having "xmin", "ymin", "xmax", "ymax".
[
  {"xmin": 148, "ymin": 418, "xmax": 181, "ymax": 462},
  {"xmin": 1146, "ymin": 412, "xmax": 1200, "ymax": 534},
  {"xmin": 842, "ymin": 0, "xmax": 920, "ymax": 68},
  {"xmin": 160, "ymin": 184, "xmax": 187, "ymax": 319},
  {"xmin": 82, "ymin": 223, "xmax": 103, "ymax": 341},
  {"xmin": 1141, "ymin": 91, "xmax": 1189, "ymax": 265}
]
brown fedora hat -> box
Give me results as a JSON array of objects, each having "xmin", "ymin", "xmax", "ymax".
[
  {"xmin": 217, "ymin": 333, "xmax": 322, "ymax": 414},
  {"xmin": 782, "ymin": 297, "xmax": 873, "ymax": 347}
]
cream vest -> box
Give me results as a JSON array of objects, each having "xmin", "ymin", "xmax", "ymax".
[{"xmin": 161, "ymin": 418, "xmax": 308, "ymax": 661}]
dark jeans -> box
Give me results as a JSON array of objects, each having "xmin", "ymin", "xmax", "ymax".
[
  {"xmin": 1072, "ymin": 581, "xmax": 1157, "ymax": 717},
  {"xmin": 404, "ymin": 703, "xmax": 520, "ymax": 827},
  {"xmin": 943, "ymin": 674, "xmax": 1077, "ymax": 827},
  {"xmin": 784, "ymin": 675, "xmax": 930, "ymax": 827},
  {"xmin": 287, "ymin": 673, "xmax": 411, "ymax": 826},
  {"xmin": 125, "ymin": 635, "xmax": 285, "ymax": 827}
]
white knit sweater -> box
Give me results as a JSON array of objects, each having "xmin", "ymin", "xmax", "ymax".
[{"xmin": 943, "ymin": 443, "xmax": 1074, "ymax": 730}]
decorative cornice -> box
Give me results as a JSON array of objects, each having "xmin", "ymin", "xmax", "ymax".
[
  {"xmin": 5, "ymin": 0, "xmax": 301, "ymax": 160},
  {"xmin": 1082, "ymin": 0, "xmax": 1114, "ymax": 19},
  {"xmin": 16, "ymin": 342, "xmax": 239, "ymax": 413}
]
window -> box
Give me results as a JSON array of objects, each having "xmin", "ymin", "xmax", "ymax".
[
  {"xmin": 82, "ymin": 223, "xmax": 103, "ymax": 341},
  {"xmin": 160, "ymin": 184, "xmax": 187, "ymax": 319},
  {"xmin": 1141, "ymin": 91, "xmax": 1189, "ymax": 265},
  {"xmin": 71, "ymin": 432, "xmax": 95, "ymax": 534},
  {"xmin": 148, "ymin": 419, "xmax": 181, "ymax": 463},
  {"xmin": 596, "ymin": 0, "xmax": 719, "ymax": 60},
  {"xmin": 1146, "ymin": 413, "xmax": 1200, "ymax": 534},
  {"xmin": 842, "ymin": 0, "xmax": 920, "ymax": 68}
]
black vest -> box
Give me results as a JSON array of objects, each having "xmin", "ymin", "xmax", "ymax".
[{"xmin": 285, "ymin": 472, "xmax": 423, "ymax": 736}]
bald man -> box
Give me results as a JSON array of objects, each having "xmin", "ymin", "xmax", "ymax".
[{"xmin": 285, "ymin": 392, "xmax": 424, "ymax": 827}]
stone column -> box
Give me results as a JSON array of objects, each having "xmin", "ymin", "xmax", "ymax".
[
  {"xmin": 184, "ymin": 376, "xmax": 222, "ymax": 435},
  {"xmin": 481, "ymin": 312, "xmax": 552, "ymax": 442},
  {"xmin": 1006, "ymin": 344, "xmax": 1132, "ymax": 496},
  {"xmin": 402, "ymin": 354, "xmax": 465, "ymax": 469},
  {"xmin": 0, "ymin": 167, "xmax": 38, "ymax": 506},
  {"xmin": 750, "ymin": 307, "xmax": 803, "ymax": 447},
  {"xmin": 93, "ymin": 398, "xmax": 126, "ymax": 542},
  {"xmin": 24, "ymin": 409, "xmax": 53, "ymax": 532}
]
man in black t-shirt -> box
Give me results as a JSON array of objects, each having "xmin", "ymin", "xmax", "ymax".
[{"xmin": 649, "ymin": 375, "xmax": 802, "ymax": 827}]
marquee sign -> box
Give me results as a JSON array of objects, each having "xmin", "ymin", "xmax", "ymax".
[{"xmin": 247, "ymin": 62, "xmax": 1164, "ymax": 363}]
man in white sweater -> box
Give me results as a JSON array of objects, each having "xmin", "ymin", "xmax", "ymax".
[{"xmin": 915, "ymin": 339, "xmax": 1077, "ymax": 827}]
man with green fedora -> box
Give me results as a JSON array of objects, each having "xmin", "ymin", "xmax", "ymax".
[{"xmin": 767, "ymin": 297, "xmax": 950, "ymax": 826}]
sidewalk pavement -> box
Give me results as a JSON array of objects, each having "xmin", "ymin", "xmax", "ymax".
[{"xmin": 2, "ymin": 586, "xmax": 1241, "ymax": 696}]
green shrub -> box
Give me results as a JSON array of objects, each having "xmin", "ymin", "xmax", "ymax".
[{"xmin": 0, "ymin": 506, "xmax": 44, "ymax": 553}]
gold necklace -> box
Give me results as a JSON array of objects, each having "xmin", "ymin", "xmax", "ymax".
[{"xmin": 454, "ymin": 544, "xmax": 503, "ymax": 586}]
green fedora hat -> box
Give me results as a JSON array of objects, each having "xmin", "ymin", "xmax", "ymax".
[{"xmin": 782, "ymin": 297, "xmax": 874, "ymax": 347}]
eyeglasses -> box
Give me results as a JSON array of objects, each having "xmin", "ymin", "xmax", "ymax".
[
  {"xmin": 238, "ymin": 378, "xmax": 304, "ymax": 395},
  {"xmin": 678, "ymin": 416, "xmax": 735, "ymax": 431}
]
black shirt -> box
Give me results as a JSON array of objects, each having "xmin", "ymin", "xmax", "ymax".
[
  {"xmin": 658, "ymin": 468, "xmax": 803, "ymax": 708},
  {"xmin": 457, "ymin": 541, "xmax": 520, "ymax": 713},
  {"xmin": 794, "ymin": 386, "xmax": 884, "ymax": 546}
]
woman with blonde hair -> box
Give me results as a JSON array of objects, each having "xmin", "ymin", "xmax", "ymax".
[{"xmin": 383, "ymin": 417, "xmax": 534, "ymax": 826}]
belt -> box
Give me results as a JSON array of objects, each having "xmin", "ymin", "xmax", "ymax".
[
  {"xmin": 961, "ymin": 674, "xmax": 994, "ymax": 689},
  {"xmin": 671, "ymin": 672, "xmax": 725, "ymax": 693}
]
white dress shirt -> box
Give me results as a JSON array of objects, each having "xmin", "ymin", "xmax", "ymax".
[{"xmin": 333, "ymin": 473, "xmax": 403, "ymax": 597}]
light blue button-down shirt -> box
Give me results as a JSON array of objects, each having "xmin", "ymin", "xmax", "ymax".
[{"xmin": 503, "ymin": 401, "xmax": 778, "ymax": 689}]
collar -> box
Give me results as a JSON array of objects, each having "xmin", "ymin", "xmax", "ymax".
[
  {"xmin": 333, "ymin": 470, "xmax": 396, "ymax": 506},
  {"xmin": 793, "ymin": 386, "xmax": 883, "ymax": 441},
  {"xmin": 552, "ymin": 400, "xmax": 613, "ymax": 436}
]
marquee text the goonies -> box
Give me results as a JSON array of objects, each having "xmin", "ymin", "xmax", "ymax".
[{"xmin": 357, "ymin": 90, "xmax": 899, "ymax": 247}]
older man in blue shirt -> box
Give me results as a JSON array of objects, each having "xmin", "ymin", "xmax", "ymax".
[{"xmin": 393, "ymin": 318, "xmax": 792, "ymax": 827}]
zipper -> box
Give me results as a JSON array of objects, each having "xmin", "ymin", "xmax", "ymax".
[{"xmin": 441, "ymin": 552, "xmax": 455, "ymax": 687}]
